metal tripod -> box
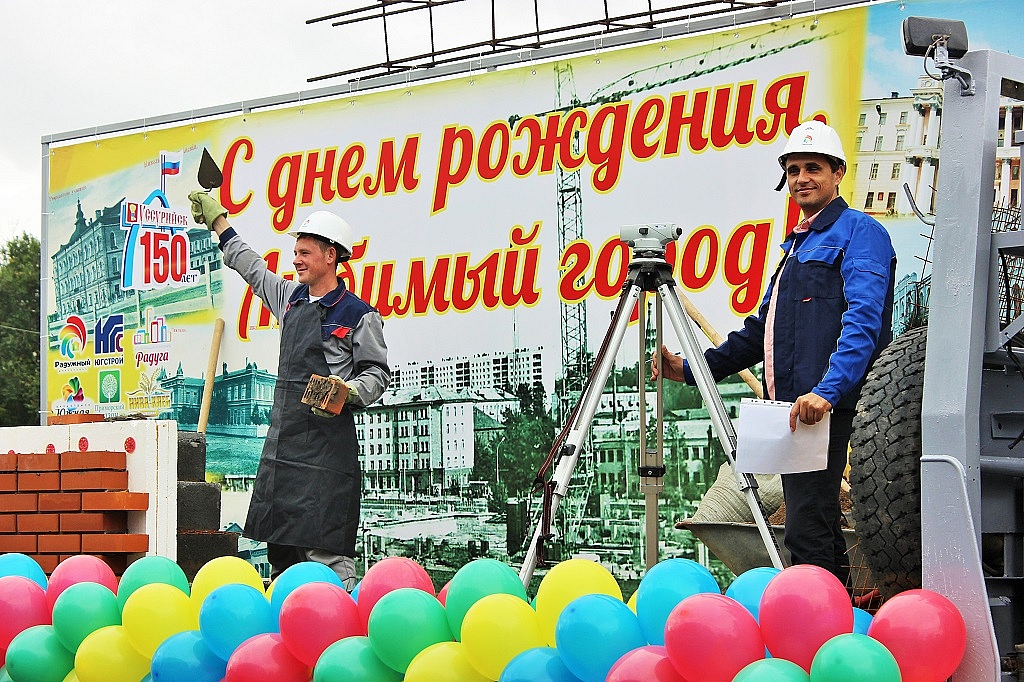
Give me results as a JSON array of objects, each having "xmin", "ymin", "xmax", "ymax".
[{"xmin": 519, "ymin": 224, "xmax": 785, "ymax": 588}]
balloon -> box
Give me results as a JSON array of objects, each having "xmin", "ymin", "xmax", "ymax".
[
  {"xmin": 62, "ymin": 670, "xmax": 80, "ymax": 682},
  {"xmin": 313, "ymin": 636, "xmax": 402, "ymax": 682},
  {"xmin": 75, "ymin": 625, "xmax": 151, "ymax": 682},
  {"xmin": 725, "ymin": 567, "xmax": 781, "ymax": 622},
  {"xmin": 122, "ymin": 583, "xmax": 198, "ymax": 658},
  {"xmin": 626, "ymin": 591, "xmax": 637, "ymax": 613},
  {"xmin": 634, "ymin": 558, "xmax": 720, "ymax": 645},
  {"xmin": 150, "ymin": 630, "xmax": 227, "ymax": 682},
  {"xmin": 6, "ymin": 625, "xmax": 75, "ymax": 682},
  {"xmin": 367, "ymin": 587, "xmax": 452, "ymax": 673},
  {"xmin": 280, "ymin": 581, "xmax": 362, "ymax": 666},
  {"xmin": 52, "ymin": 583, "xmax": 121, "ymax": 653},
  {"xmin": 357, "ymin": 558, "xmax": 435, "ymax": 631},
  {"xmin": 198, "ymin": 583, "xmax": 277, "ymax": 662},
  {"xmin": 554, "ymin": 594, "xmax": 646, "ymax": 682},
  {"xmin": 535, "ymin": 559, "xmax": 621, "ymax": 646},
  {"xmin": 445, "ymin": 559, "xmax": 528, "ymax": 640},
  {"xmin": 867, "ymin": 589, "xmax": 967, "ymax": 682},
  {"xmin": 0, "ymin": 667, "xmax": 9, "ymax": 682},
  {"xmin": 733, "ymin": 658, "xmax": 810, "ymax": 681},
  {"xmin": 606, "ymin": 645, "xmax": 686, "ymax": 682},
  {"xmin": 758, "ymin": 565, "xmax": 853, "ymax": 672},
  {"xmin": 404, "ymin": 642, "xmax": 488, "ymax": 682},
  {"xmin": 0, "ymin": 553, "xmax": 47, "ymax": 590},
  {"xmin": 852, "ymin": 607, "xmax": 873, "ymax": 635},
  {"xmin": 461, "ymin": 593, "xmax": 545, "ymax": 680},
  {"xmin": 190, "ymin": 557, "xmax": 265, "ymax": 610},
  {"xmin": 117, "ymin": 556, "xmax": 190, "ymax": 610},
  {"xmin": 0, "ymin": 576, "xmax": 50, "ymax": 659},
  {"xmin": 664, "ymin": 593, "xmax": 765, "ymax": 682},
  {"xmin": 437, "ymin": 580, "xmax": 451, "ymax": 607},
  {"xmin": 225, "ymin": 633, "xmax": 310, "ymax": 682},
  {"xmin": 269, "ymin": 561, "xmax": 343, "ymax": 617},
  {"xmin": 499, "ymin": 647, "xmax": 582, "ymax": 682},
  {"xmin": 809, "ymin": 633, "xmax": 901, "ymax": 682},
  {"xmin": 46, "ymin": 556, "xmax": 118, "ymax": 613}
]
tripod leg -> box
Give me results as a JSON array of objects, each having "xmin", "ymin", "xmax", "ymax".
[
  {"xmin": 656, "ymin": 281, "xmax": 786, "ymax": 570},
  {"xmin": 519, "ymin": 281, "xmax": 645, "ymax": 587}
]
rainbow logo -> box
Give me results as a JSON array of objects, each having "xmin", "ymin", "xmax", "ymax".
[
  {"xmin": 59, "ymin": 316, "xmax": 87, "ymax": 359},
  {"xmin": 62, "ymin": 377, "xmax": 85, "ymax": 402}
]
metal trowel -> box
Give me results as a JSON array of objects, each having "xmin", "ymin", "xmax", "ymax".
[{"xmin": 198, "ymin": 148, "xmax": 223, "ymax": 190}]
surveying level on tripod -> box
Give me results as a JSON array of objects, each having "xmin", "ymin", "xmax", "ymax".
[{"xmin": 519, "ymin": 223, "xmax": 785, "ymax": 588}]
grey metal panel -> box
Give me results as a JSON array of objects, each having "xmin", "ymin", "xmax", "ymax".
[
  {"xmin": 41, "ymin": 0, "xmax": 877, "ymax": 145},
  {"xmin": 39, "ymin": 142, "xmax": 50, "ymax": 426},
  {"xmin": 921, "ymin": 455, "xmax": 1000, "ymax": 682}
]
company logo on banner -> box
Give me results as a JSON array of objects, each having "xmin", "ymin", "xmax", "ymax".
[
  {"xmin": 51, "ymin": 376, "xmax": 95, "ymax": 415},
  {"xmin": 93, "ymin": 315, "xmax": 125, "ymax": 364}
]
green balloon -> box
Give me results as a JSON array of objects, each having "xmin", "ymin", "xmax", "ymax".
[
  {"xmin": 6, "ymin": 625, "xmax": 75, "ymax": 682},
  {"xmin": 314, "ymin": 637, "xmax": 402, "ymax": 682},
  {"xmin": 810, "ymin": 634, "xmax": 901, "ymax": 682},
  {"xmin": 52, "ymin": 583, "xmax": 122, "ymax": 653},
  {"xmin": 445, "ymin": 559, "xmax": 528, "ymax": 640},
  {"xmin": 0, "ymin": 666, "xmax": 11, "ymax": 682},
  {"xmin": 117, "ymin": 556, "xmax": 190, "ymax": 610},
  {"xmin": 734, "ymin": 658, "xmax": 810, "ymax": 681},
  {"xmin": 368, "ymin": 588, "xmax": 453, "ymax": 673}
]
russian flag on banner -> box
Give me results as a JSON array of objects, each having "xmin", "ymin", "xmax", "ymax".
[{"xmin": 160, "ymin": 151, "xmax": 182, "ymax": 176}]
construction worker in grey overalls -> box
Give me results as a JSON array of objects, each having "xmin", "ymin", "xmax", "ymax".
[{"xmin": 190, "ymin": 192, "xmax": 391, "ymax": 589}]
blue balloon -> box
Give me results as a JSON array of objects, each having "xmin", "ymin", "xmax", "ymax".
[
  {"xmin": 555, "ymin": 594, "xmax": 646, "ymax": 682},
  {"xmin": 499, "ymin": 647, "xmax": 581, "ymax": 675},
  {"xmin": 500, "ymin": 647, "xmax": 582, "ymax": 682},
  {"xmin": 351, "ymin": 579, "xmax": 361, "ymax": 602},
  {"xmin": 725, "ymin": 567, "xmax": 781, "ymax": 622},
  {"xmin": 635, "ymin": 558, "xmax": 720, "ymax": 645},
  {"xmin": 151, "ymin": 630, "xmax": 227, "ymax": 682},
  {"xmin": 0, "ymin": 553, "xmax": 47, "ymax": 590},
  {"xmin": 853, "ymin": 607, "xmax": 874, "ymax": 635},
  {"xmin": 269, "ymin": 561, "xmax": 343, "ymax": 616},
  {"xmin": 198, "ymin": 583, "xmax": 278, "ymax": 661}
]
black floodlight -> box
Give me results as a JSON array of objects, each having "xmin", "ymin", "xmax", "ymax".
[{"xmin": 901, "ymin": 16, "xmax": 968, "ymax": 58}]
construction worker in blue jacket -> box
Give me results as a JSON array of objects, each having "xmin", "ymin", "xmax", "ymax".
[
  {"xmin": 190, "ymin": 193, "xmax": 390, "ymax": 589},
  {"xmin": 654, "ymin": 120, "xmax": 896, "ymax": 582}
]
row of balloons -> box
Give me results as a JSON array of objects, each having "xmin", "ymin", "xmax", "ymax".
[{"xmin": 0, "ymin": 551, "xmax": 967, "ymax": 682}]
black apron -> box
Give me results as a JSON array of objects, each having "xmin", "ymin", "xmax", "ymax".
[{"xmin": 243, "ymin": 297, "xmax": 361, "ymax": 556}]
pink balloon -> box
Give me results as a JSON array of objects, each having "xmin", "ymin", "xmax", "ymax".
[
  {"xmin": 356, "ymin": 557, "xmax": 434, "ymax": 629},
  {"xmin": 279, "ymin": 582, "xmax": 362, "ymax": 666},
  {"xmin": 0, "ymin": 576, "xmax": 50, "ymax": 661},
  {"xmin": 608, "ymin": 645, "xmax": 687, "ymax": 682},
  {"xmin": 664, "ymin": 594, "xmax": 764, "ymax": 682},
  {"xmin": 437, "ymin": 580, "xmax": 451, "ymax": 607},
  {"xmin": 758, "ymin": 564, "xmax": 853, "ymax": 672},
  {"xmin": 225, "ymin": 633, "xmax": 311, "ymax": 682},
  {"xmin": 867, "ymin": 589, "xmax": 967, "ymax": 682},
  {"xmin": 46, "ymin": 555, "xmax": 118, "ymax": 613}
]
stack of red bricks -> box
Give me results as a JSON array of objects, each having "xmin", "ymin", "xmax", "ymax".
[{"xmin": 0, "ymin": 448, "xmax": 149, "ymax": 575}]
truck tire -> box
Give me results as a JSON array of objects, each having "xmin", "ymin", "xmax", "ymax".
[{"xmin": 849, "ymin": 326, "xmax": 927, "ymax": 599}]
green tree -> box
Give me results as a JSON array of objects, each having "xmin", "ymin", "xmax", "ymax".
[
  {"xmin": 0, "ymin": 234, "xmax": 40, "ymax": 426},
  {"xmin": 497, "ymin": 384, "xmax": 557, "ymax": 498}
]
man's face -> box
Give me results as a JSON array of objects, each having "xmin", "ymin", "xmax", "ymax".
[
  {"xmin": 293, "ymin": 235, "xmax": 336, "ymax": 287},
  {"xmin": 785, "ymin": 153, "xmax": 845, "ymax": 216}
]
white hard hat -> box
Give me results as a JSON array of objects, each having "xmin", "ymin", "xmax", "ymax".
[
  {"xmin": 778, "ymin": 120, "xmax": 847, "ymax": 169},
  {"xmin": 292, "ymin": 211, "xmax": 354, "ymax": 258}
]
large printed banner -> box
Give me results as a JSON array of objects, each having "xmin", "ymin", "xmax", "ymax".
[{"xmin": 41, "ymin": 0, "xmax": 1020, "ymax": 552}]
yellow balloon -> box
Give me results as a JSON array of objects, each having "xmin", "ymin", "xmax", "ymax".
[
  {"xmin": 461, "ymin": 593, "xmax": 545, "ymax": 680},
  {"xmin": 75, "ymin": 626, "xmax": 150, "ymax": 682},
  {"xmin": 122, "ymin": 583, "xmax": 198, "ymax": 658},
  {"xmin": 405, "ymin": 642, "xmax": 489, "ymax": 682},
  {"xmin": 627, "ymin": 590, "xmax": 638, "ymax": 613},
  {"xmin": 190, "ymin": 556, "xmax": 265, "ymax": 608},
  {"xmin": 63, "ymin": 671, "xmax": 80, "ymax": 682},
  {"xmin": 534, "ymin": 558, "xmax": 622, "ymax": 646}
]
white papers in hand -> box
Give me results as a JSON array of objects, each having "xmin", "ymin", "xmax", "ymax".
[{"xmin": 735, "ymin": 398, "xmax": 830, "ymax": 474}]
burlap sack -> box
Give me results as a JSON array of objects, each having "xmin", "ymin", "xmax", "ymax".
[{"xmin": 690, "ymin": 462, "xmax": 784, "ymax": 523}]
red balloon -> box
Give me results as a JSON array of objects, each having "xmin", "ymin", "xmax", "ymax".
[
  {"xmin": 225, "ymin": 633, "xmax": 311, "ymax": 682},
  {"xmin": 608, "ymin": 645, "xmax": 687, "ymax": 682},
  {"xmin": 437, "ymin": 580, "xmax": 451, "ymax": 607},
  {"xmin": 356, "ymin": 557, "xmax": 434, "ymax": 630},
  {"xmin": 46, "ymin": 555, "xmax": 117, "ymax": 613},
  {"xmin": 664, "ymin": 594, "xmax": 765, "ymax": 682},
  {"xmin": 867, "ymin": 589, "xmax": 967, "ymax": 682},
  {"xmin": 0, "ymin": 576, "xmax": 50, "ymax": 661},
  {"xmin": 758, "ymin": 564, "xmax": 853, "ymax": 672},
  {"xmin": 279, "ymin": 581, "xmax": 363, "ymax": 666}
]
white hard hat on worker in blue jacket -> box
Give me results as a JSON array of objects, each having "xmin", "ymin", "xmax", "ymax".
[
  {"xmin": 774, "ymin": 119, "xmax": 847, "ymax": 191},
  {"xmin": 292, "ymin": 211, "xmax": 355, "ymax": 259}
]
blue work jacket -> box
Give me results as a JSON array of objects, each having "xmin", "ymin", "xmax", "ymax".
[{"xmin": 686, "ymin": 197, "xmax": 896, "ymax": 410}]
